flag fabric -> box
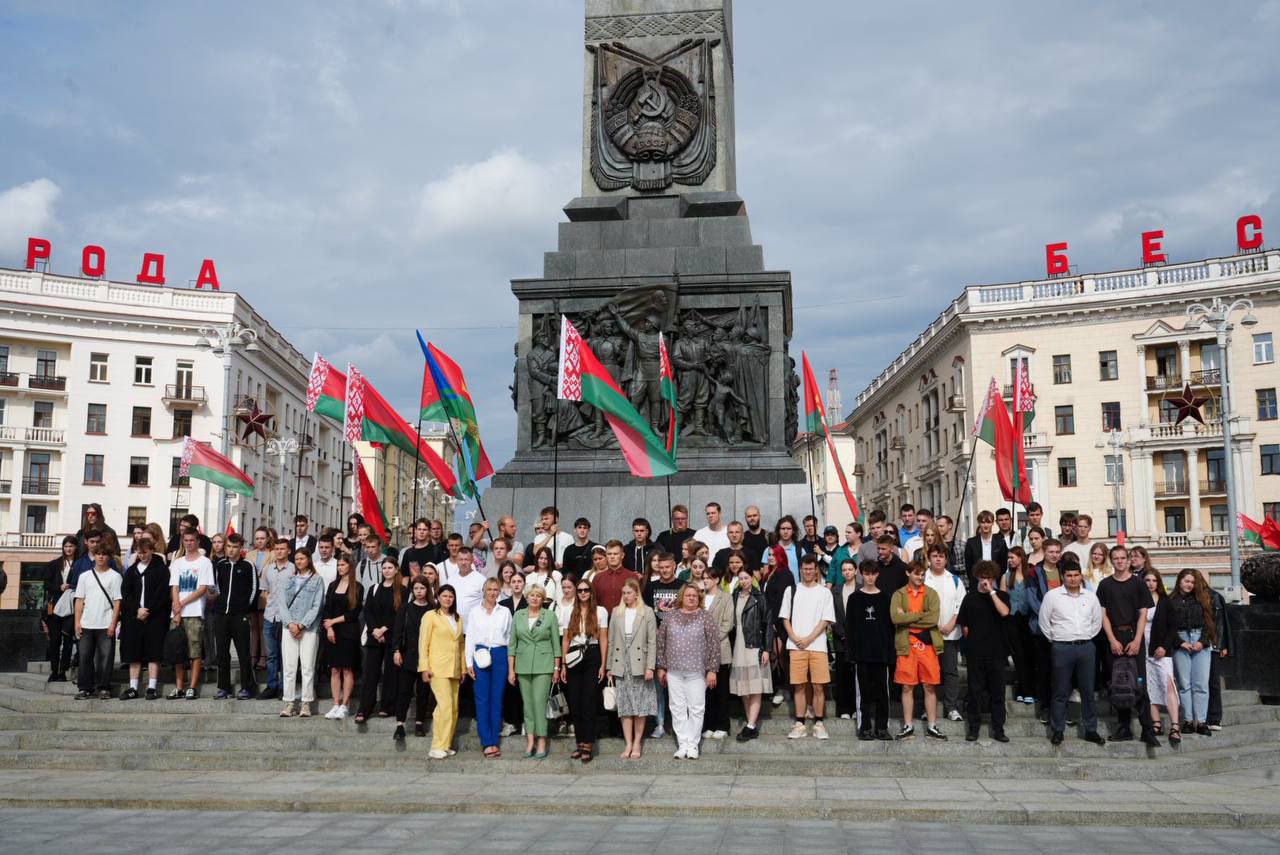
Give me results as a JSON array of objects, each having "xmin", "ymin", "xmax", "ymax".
[
  {"xmin": 658, "ymin": 332, "xmax": 678, "ymax": 457},
  {"xmin": 801, "ymin": 352, "xmax": 860, "ymax": 521},
  {"xmin": 974, "ymin": 375, "xmax": 1032, "ymax": 505},
  {"xmin": 352, "ymin": 446, "xmax": 390, "ymax": 542},
  {"xmin": 305, "ymin": 354, "xmax": 346, "ymax": 421},
  {"xmin": 556, "ymin": 316, "xmax": 676, "ymax": 478},
  {"xmin": 1239, "ymin": 513, "xmax": 1280, "ymax": 551},
  {"xmin": 180, "ymin": 437, "xmax": 254, "ymax": 497},
  {"xmin": 344, "ymin": 363, "xmax": 462, "ymax": 499},
  {"xmin": 416, "ymin": 332, "xmax": 495, "ymax": 491},
  {"xmin": 1009, "ymin": 361, "xmax": 1035, "ymax": 506},
  {"xmin": 973, "ymin": 377, "xmax": 1002, "ymax": 446},
  {"xmin": 225, "ymin": 518, "xmax": 236, "ymax": 537}
]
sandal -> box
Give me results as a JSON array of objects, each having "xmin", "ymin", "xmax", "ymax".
[
  {"xmin": 354, "ymin": 713, "xmax": 367, "ymax": 725},
  {"xmin": 570, "ymin": 744, "xmax": 584, "ymax": 760},
  {"xmin": 1169, "ymin": 724, "xmax": 1182, "ymax": 746},
  {"xmin": 581, "ymin": 743, "xmax": 593, "ymax": 764},
  {"xmin": 1152, "ymin": 722, "xmax": 1163, "ymax": 736},
  {"xmin": 483, "ymin": 747, "xmax": 499, "ymax": 759}
]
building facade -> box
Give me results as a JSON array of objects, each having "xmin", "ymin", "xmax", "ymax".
[
  {"xmin": 353, "ymin": 429, "xmax": 457, "ymax": 544},
  {"xmin": 846, "ymin": 249, "xmax": 1280, "ymax": 582},
  {"xmin": 792, "ymin": 426, "xmax": 859, "ymax": 532},
  {"xmin": 0, "ymin": 265, "xmax": 345, "ymax": 609}
]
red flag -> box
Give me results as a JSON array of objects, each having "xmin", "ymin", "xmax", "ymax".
[
  {"xmin": 352, "ymin": 446, "xmax": 390, "ymax": 543},
  {"xmin": 991, "ymin": 387, "xmax": 1032, "ymax": 506},
  {"xmin": 801, "ymin": 352, "xmax": 860, "ymax": 521}
]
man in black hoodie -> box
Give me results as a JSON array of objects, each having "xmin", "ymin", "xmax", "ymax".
[
  {"xmin": 212, "ymin": 533, "xmax": 259, "ymax": 699},
  {"xmin": 621, "ymin": 518, "xmax": 656, "ymax": 574}
]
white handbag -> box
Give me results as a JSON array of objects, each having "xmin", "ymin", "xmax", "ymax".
[
  {"xmin": 602, "ymin": 679, "xmax": 617, "ymax": 712},
  {"xmin": 52, "ymin": 588, "xmax": 75, "ymax": 618},
  {"xmin": 473, "ymin": 647, "xmax": 492, "ymax": 670}
]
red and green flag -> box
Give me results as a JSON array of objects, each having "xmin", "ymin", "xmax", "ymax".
[
  {"xmin": 180, "ymin": 437, "xmax": 254, "ymax": 497},
  {"xmin": 352, "ymin": 446, "xmax": 390, "ymax": 542},
  {"xmin": 801, "ymin": 351, "xmax": 859, "ymax": 521},
  {"xmin": 557, "ymin": 316, "xmax": 676, "ymax": 478},
  {"xmin": 343, "ymin": 363, "xmax": 463, "ymax": 499},
  {"xmin": 658, "ymin": 332, "xmax": 678, "ymax": 458},
  {"xmin": 305, "ymin": 354, "xmax": 346, "ymax": 421},
  {"xmin": 1239, "ymin": 513, "xmax": 1280, "ymax": 551},
  {"xmin": 416, "ymin": 332, "xmax": 494, "ymax": 494},
  {"xmin": 973, "ymin": 376, "xmax": 1032, "ymax": 505}
]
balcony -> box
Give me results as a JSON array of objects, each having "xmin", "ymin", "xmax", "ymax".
[
  {"xmin": 1, "ymin": 532, "xmax": 61, "ymax": 549},
  {"xmin": 163, "ymin": 384, "xmax": 207, "ymax": 405},
  {"xmin": 27, "ymin": 374, "xmax": 66, "ymax": 392},
  {"xmin": 0, "ymin": 479, "xmax": 9, "ymax": 494},
  {"xmin": 1144, "ymin": 421, "xmax": 1223, "ymax": 442},
  {"xmin": 1022, "ymin": 431, "xmax": 1050, "ymax": 449},
  {"xmin": 1191, "ymin": 368, "xmax": 1221, "ymax": 386},
  {"xmin": 1153, "ymin": 479, "xmax": 1189, "ymax": 497},
  {"xmin": 889, "ymin": 435, "xmax": 906, "ymax": 450},
  {"xmin": 1002, "ymin": 384, "xmax": 1037, "ymax": 399},
  {"xmin": 21, "ymin": 477, "xmax": 60, "ymax": 496},
  {"xmin": 0, "ymin": 425, "xmax": 66, "ymax": 446},
  {"xmin": 945, "ymin": 394, "xmax": 966, "ymax": 413},
  {"xmin": 1201, "ymin": 479, "xmax": 1227, "ymax": 494},
  {"xmin": 0, "ymin": 371, "xmax": 17, "ymax": 387},
  {"xmin": 1146, "ymin": 374, "xmax": 1181, "ymax": 391}
]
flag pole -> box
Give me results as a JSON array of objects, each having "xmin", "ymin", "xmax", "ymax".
[
  {"xmin": 552, "ymin": 300, "xmax": 561, "ymax": 516},
  {"xmin": 295, "ymin": 413, "xmax": 307, "ymax": 519},
  {"xmin": 952, "ymin": 436, "xmax": 979, "ymax": 539},
  {"xmin": 410, "ymin": 410, "xmax": 424, "ymax": 525},
  {"xmin": 338, "ymin": 439, "xmax": 348, "ymax": 531},
  {"xmin": 806, "ymin": 435, "xmax": 818, "ymax": 523}
]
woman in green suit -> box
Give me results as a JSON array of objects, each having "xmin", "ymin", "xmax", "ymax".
[{"xmin": 507, "ymin": 584, "xmax": 562, "ymax": 758}]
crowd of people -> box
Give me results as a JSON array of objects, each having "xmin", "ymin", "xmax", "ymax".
[{"xmin": 42, "ymin": 499, "xmax": 1232, "ymax": 760}]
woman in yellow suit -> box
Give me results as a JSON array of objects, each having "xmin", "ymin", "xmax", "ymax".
[
  {"xmin": 418, "ymin": 584, "xmax": 464, "ymax": 759},
  {"xmin": 507, "ymin": 585, "xmax": 562, "ymax": 759}
]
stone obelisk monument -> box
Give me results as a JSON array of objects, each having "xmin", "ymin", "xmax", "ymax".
[{"xmin": 486, "ymin": 0, "xmax": 808, "ymax": 534}]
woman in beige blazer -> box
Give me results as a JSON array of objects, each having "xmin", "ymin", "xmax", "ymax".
[
  {"xmin": 606, "ymin": 578, "xmax": 658, "ymax": 759},
  {"xmin": 418, "ymin": 585, "xmax": 464, "ymax": 758}
]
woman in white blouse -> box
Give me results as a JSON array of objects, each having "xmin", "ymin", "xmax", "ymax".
[{"xmin": 466, "ymin": 578, "xmax": 512, "ymax": 759}]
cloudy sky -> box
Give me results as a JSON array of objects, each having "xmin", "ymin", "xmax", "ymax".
[{"xmin": 3, "ymin": 1, "xmax": 1279, "ymax": 489}]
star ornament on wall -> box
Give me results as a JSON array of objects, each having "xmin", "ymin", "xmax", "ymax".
[
  {"xmin": 236, "ymin": 403, "xmax": 274, "ymax": 442},
  {"xmin": 1168, "ymin": 383, "xmax": 1210, "ymax": 426}
]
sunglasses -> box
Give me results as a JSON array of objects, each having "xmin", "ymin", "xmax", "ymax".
[{"xmin": 576, "ymin": 588, "xmax": 591, "ymax": 593}]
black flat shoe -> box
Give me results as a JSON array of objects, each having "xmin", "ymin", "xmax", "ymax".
[
  {"xmin": 992, "ymin": 731, "xmax": 1010, "ymax": 743},
  {"xmin": 414, "ymin": 722, "xmax": 426, "ymax": 738},
  {"xmin": 875, "ymin": 730, "xmax": 893, "ymax": 741},
  {"xmin": 965, "ymin": 732, "xmax": 978, "ymax": 742},
  {"xmin": 393, "ymin": 725, "xmax": 405, "ymax": 742},
  {"xmin": 1083, "ymin": 732, "xmax": 1106, "ymax": 746},
  {"xmin": 1141, "ymin": 731, "xmax": 1161, "ymax": 748},
  {"xmin": 1195, "ymin": 722, "xmax": 1211, "ymax": 736},
  {"xmin": 1109, "ymin": 729, "xmax": 1134, "ymax": 743},
  {"xmin": 856, "ymin": 730, "xmax": 873, "ymax": 741},
  {"xmin": 1050, "ymin": 731, "xmax": 1064, "ymax": 746}
]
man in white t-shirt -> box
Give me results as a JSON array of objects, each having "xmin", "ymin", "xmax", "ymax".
[
  {"xmin": 169, "ymin": 530, "xmax": 215, "ymax": 699},
  {"xmin": 444, "ymin": 547, "xmax": 487, "ymax": 624},
  {"xmin": 530, "ymin": 506, "xmax": 573, "ymax": 568},
  {"xmin": 73, "ymin": 543, "xmax": 123, "ymax": 699},
  {"xmin": 1063, "ymin": 514, "xmax": 1095, "ymax": 568},
  {"xmin": 313, "ymin": 535, "xmax": 338, "ymax": 588},
  {"xmin": 925, "ymin": 544, "xmax": 965, "ymax": 722},
  {"xmin": 780, "ymin": 554, "xmax": 836, "ymax": 740},
  {"xmin": 693, "ymin": 502, "xmax": 731, "ymax": 558}
]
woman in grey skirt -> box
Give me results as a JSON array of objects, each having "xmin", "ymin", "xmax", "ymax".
[{"xmin": 606, "ymin": 577, "xmax": 657, "ymax": 760}]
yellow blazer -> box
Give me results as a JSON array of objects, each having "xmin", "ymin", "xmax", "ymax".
[{"xmin": 418, "ymin": 609, "xmax": 464, "ymax": 679}]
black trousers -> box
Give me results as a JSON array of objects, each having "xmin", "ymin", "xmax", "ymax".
[
  {"xmin": 1051, "ymin": 641, "xmax": 1097, "ymax": 734},
  {"xmin": 395, "ymin": 664, "xmax": 433, "ymax": 723},
  {"xmin": 966, "ymin": 657, "xmax": 1007, "ymax": 734},
  {"xmin": 503, "ymin": 674, "xmax": 524, "ymax": 727},
  {"xmin": 45, "ymin": 613, "xmax": 75, "ymax": 675},
  {"xmin": 213, "ymin": 612, "xmax": 255, "ymax": 692},
  {"xmin": 704, "ymin": 663, "xmax": 732, "ymax": 732},
  {"xmin": 833, "ymin": 652, "xmax": 856, "ymax": 717},
  {"xmin": 855, "ymin": 662, "xmax": 890, "ymax": 732},
  {"xmin": 566, "ymin": 646, "xmax": 602, "ymax": 743},
  {"xmin": 77, "ymin": 628, "xmax": 114, "ymax": 692},
  {"xmin": 1034, "ymin": 634, "xmax": 1053, "ymax": 713},
  {"xmin": 1109, "ymin": 627, "xmax": 1154, "ymax": 735},
  {"xmin": 1010, "ymin": 614, "xmax": 1036, "ymax": 698},
  {"xmin": 359, "ymin": 644, "xmax": 399, "ymax": 716},
  {"xmin": 1207, "ymin": 653, "xmax": 1223, "ymax": 726}
]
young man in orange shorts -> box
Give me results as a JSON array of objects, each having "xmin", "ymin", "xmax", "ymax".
[{"xmin": 891, "ymin": 562, "xmax": 946, "ymax": 739}]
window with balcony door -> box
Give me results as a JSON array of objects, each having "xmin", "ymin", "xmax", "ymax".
[
  {"xmin": 172, "ymin": 409, "xmax": 193, "ymax": 439},
  {"xmin": 1164, "ymin": 506, "xmax": 1187, "ymax": 534},
  {"xmin": 1262, "ymin": 444, "xmax": 1280, "ymax": 476},
  {"xmin": 25, "ymin": 505, "xmax": 47, "ymax": 534},
  {"xmin": 134, "ymin": 356, "xmax": 153, "ymax": 385},
  {"xmin": 86, "ymin": 403, "xmax": 106, "ymax": 433},
  {"xmin": 0, "ymin": 399, "xmax": 5, "ymax": 425},
  {"xmin": 1258, "ymin": 388, "xmax": 1277, "ymax": 421},
  {"xmin": 1057, "ymin": 457, "xmax": 1077, "ymax": 487},
  {"xmin": 1101, "ymin": 402, "xmax": 1121, "ymax": 432},
  {"xmin": 1052, "ymin": 355, "xmax": 1072, "ymax": 384},
  {"xmin": 129, "ymin": 456, "xmax": 150, "ymax": 487},
  {"xmin": 1254, "ymin": 333, "xmax": 1274, "ymax": 365},
  {"xmin": 1205, "ymin": 449, "xmax": 1226, "ymax": 493},
  {"xmin": 131, "ymin": 406, "xmax": 152, "ymax": 437},
  {"xmin": 1099, "ymin": 350, "xmax": 1118, "ymax": 381},
  {"xmin": 1104, "ymin": 454, "xmax": 1124, "ymax": 485},
  {"xmin": 1162, "ymin": 455, "xmax": 1187, "ymax": 493},
  {"xmin": 36, "ymin": 349, "xmax": 56, "ymax": 379},
  {"xmin": 0, "ymin": 345, "xmax": 8, "ymax": 373},
  {"xmin": 1265, "ymin": 502, "xmax": 1280, "ymax": 522},
  {"xmin": 1153, "ymin": 345, "xmax": 1178, "ymax": 386},
  {"xmin": 174, "ymin": 360, "xmax": 194, "ymax": 398},
  {"xmin": 1198, "ymin": 343, "xmax": 1221, "ymax": 384},
  {"xmin": 33, "ymin": 401, "xmax": 53, "ymax": 428},
  {"xmin": 1158, "ymin": 399, "xmax": 1179, "ymax": 424},
  {"xmin": 84, "ymin": 454, "xmax": 104, "ymax": 484},
  {"xmin": 89, "ymin": 353, "xmax": 108, "ymax": 383},
  {"xmin": 1210, "ymin": 504, "xmax": 1229, "ymax": 533},
  {"xmin": 1054, "ymin": 405, "xmax": 1074, "ymax": 435},
  {"xmin": 171, "ymin": 456, "xmax": 189, "ymax": 487}
]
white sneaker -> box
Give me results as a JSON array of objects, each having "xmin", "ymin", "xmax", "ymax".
[
  {"xmin": 673, "ymin": 747, "xmax": 687, "ymax": 759},
  {"xmin": 500, "ymin": 723, "xmax": 516, "ymax": 737},
  {"xmin": 838, "ymin": 713, "xmax": 851, "ymax": 720},
  {"xmin": 652, "ymin": 726, "xmax": 666, "ymax": 740},
  {"xmin": 324, "ymin": 705, "xmax": 341, "ymax": 720},
  {"xmin": 947, "ymin": 710, "xmax": 963, "ymax": 722},
  {"xmin": 710, "ymin": 730, "xmax": 727, "ymax": 740},
  {"xmin": 686, "ymin": 747, "xmax": 699, "ymax": 759},
  {"xmin": 812, "ymin": 721, "xmax": 829, "ymax": 740},
  {"xmin": 335, "ymin": 705, "xmax": 348, "ymax": 720},
  {"xmin": 428, "ymin": 749, "xmax": 448, "ymax": 759},
  {"xmin": 1069, "ymin": 689, "xmax": 1081, "ymax": 703},
  {"xmin": 702, "ymin": 729, "xmax": 713, "ymax": 738},
  {"xmin": 788, "ymin": 721, "xmax": 808, "ymax": 739},
  {"xmin": 771, "ymin": 691, "xmax": 785, "ymax": 706}
]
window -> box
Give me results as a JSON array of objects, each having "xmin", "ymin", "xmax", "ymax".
[
  {"xmin": 1263, "ymin": 444, "xmax": 1280, "ymax": 475},
  {"xmin": 129, "ymin": 456, "xmax": 150, "ymax": 486},
  {"xmin": 134, "ymin": 356, "xmax": 153, "ymax": 385},
  {"xmin": 0, "ymin": 399, "xmax": 5, "ymax": 425},
  {"xmin": 86, "ymin": 403, "xmax": 107, "ymax": 433},
  {"xmin": 36, "ymin": 349, "xmax": 56, "ymax": 378},
  {"xmin": 0, "ymin": 345, "xmax": 8, "ymax": 372},
  {"xmin": 33, "ymin": 401, "xmax": 53, "ymax": 428},
  {"xmin": 1254, "ymin": 333, "xmax": 1274, "ymax": 365},
  {"xmin": 1210, "ymin": 504, "xmax": 1229, "ymax": 533},
  {"xmin": 1107, "ymin": 509, "xmax": 1128, "ymax": 537},
  {"xmin": 27, "ymin": 452, "xmax": 50, "ymax": 482},
  {"xmin": 1259, "ymin": 388, "xmax": 1277, "ymax": 421},
  {"xmin": 1164, "ymin": 506, "xmax": 1187, "ymax": 534},
  {"xmin": 1104, "ymin": 454, "xmax": 1124, "ymax": 485},
  {"xmin": 172, "ymin": 409, "xmax": 193, "ymax": 438},
  {"xmin": 127, "ymin": 506, "xmax": 148, "ymax": 529},
  {"xmin": 1054, "ymin": 405, "xmax": 1075, "ymax": 435},
  {"xmin": 1159, "ymin": 399, "xmax": 1179, "ymax": 424},
  {"xmin": 171, "ymin": 457, "xmax": 189, "ymax": 487},
  {"xmin": 1099, "ymin": 350, "xmax": 1118, "ymax": 381},
  {"xmin": 24, "ymin": 505, "xmax": 47, "ymax": 534},
  {"xmin": 1206, "ymin": 449, "xmax": 1226, "ymax": 492},
  {"xmin": 84, "ymin": 454, "xmax": 104, "ymax": 483},
  {"xmin": 1266, "ymin": 502, "xmax": 1280, "ymax": 522},
  {"xmin": 175, "ymin": 360, "xmax": 194, "ymax": 397},
  {"xmin": 1057, "ymin": 457, "xmax": 1077, "ymax": 487},
  {"xmin": 1101, "ymin": 401, "xmax": 1121, "ymax": 432},
  {"xmin": 1200, "ymin": 343, "xmax": 1221, "ymax": 383},
  {"xmin": 1052, "ymin": 354, "xmax": 1072, "ymax": 384},
  {"xmin": 131, "ymin": 406, "xmax": 152, "ymax": 437},
  {"xmin": 168, "ymin": 507, "xmax": 189, "ymax": 541},
  {"xmin": 89, "ymin": 353, "xmax": 108, "ymax": 382}
]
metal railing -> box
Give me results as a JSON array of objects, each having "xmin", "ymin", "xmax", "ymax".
[
  {"xmin": 163, "ymin": 384, "xmax": 207, "ymax": 403},
  {"xmin": 0, "ymin": 371, "xmax": 17, "ymax": 387},
  {"xmin": 28, "ymin": 374, "xmax": 67, "ymax": 391},
  {"xmin": 1152, "ymin": 479, "xmax": 1189, "ymax": 497},
  {"xmin": 21, "ymin": 477, "xmax": 60, "ymax": 495}
]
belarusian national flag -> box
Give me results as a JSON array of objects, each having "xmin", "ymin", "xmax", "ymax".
[
  {"xmin": 416, "ymin": 332, "xmax": 494, "ymax": 491},
  {"xmin": 180, "ymin": 437, "xmax": 254, "ymax": 497},
  {"xmin": 305, "ymin": 354, "xmax": 346, "ymax": 421},
  {"xmin": 352, "ymin": 446, "xmax": 390, "ymax": 542},
  {"xmin": 973, "ymin": 377, "xmax": 1002, "ymax": 446},
  {"xmin": 1238, "ymin": 513, "xmax": 1280, "ymax": 551},
  {"xmin": 557, "ymin": 316, "xmax": 676, "ymax": 478},
  {"xmin": 801, "ymin": 352, "xmax": 859, "ymax": 521},
  {"xmin": 1010, "ymin": 361, "xmax": 1035, "ymax": 505},
  {"xmin": 658, "ymin": 332, "xmax": 678, "ymax": 458},
  {"xmin": 344, "ymin": 364, "xmax": 462, "ymax": 499}
]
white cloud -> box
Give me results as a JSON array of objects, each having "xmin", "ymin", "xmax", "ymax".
[
  {"xmin": 414, "ymin": 148, "xmax": 574, "ymax": 240},
  {"xmin": 142, "ymin": 196, "xmax": 228, "ymax": 221},
  {"xmin": 0, "ymin": 178, "xmax": 62, "ymax": 250}
]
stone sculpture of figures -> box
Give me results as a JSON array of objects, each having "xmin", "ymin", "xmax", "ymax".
[
  {"xmin": 708, "ymin": 364, "xmax": 748, "ymax": 445},
  {"xmin": 670, "ymin": 310, "xmax": 712, "ymax": 437},
  {"xmin": 785, "ymin": 352, "xmax": 800, "ymax": 447},
  {"xmin": 608, "ymin": 303, "xmax": 664, "ymax": 435},
  {"xmin": 526, "ymin": 320, "xmax": 560, "ymax": 448}
]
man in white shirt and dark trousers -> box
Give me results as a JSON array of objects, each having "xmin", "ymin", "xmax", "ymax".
[
  {"xmin": 781, "ymin": 555, "xmax": 836, "ymax": 740},
  {"xmin": 73, "ymin": 543, "xmax": 123, "ymax": 699},
  {"xmin": 1038, "ymin": 564, "xmax": 1107, "ymax": 747},
  {"xmin": 925, "ymin": 544, "xmax": 965, "ymax": 722}
]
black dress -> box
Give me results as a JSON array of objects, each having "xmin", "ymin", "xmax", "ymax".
[{"xmin": 322, "ymin": 581, "xmax": 363, "ymax": 670}]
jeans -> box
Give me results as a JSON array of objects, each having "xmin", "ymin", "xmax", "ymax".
[
  {"xmin": 213, "ymin": 612, "xmax": 254, "ymax": 693},
  {"xmin": 77, "ymin": 628, "xmax": 115, "ymax": 692},
  {"xmin": 566, "ymin": 646, "xmax": 602, "ymax": 744},
  {"xmin": 855, "ymin": 662, "xmax": 890, "ymax": 733},
  {"xmin": 472, "ymin": 645, "xmax": 507, "ymax": 748},
  {"xmin": 966, "ymin": 657, "xmax": 1007, "ymax": 735},
  {"xmin": 654, "ymin": 679, "xmax": 668, "ymax": 732},
  {"xmin": 281, "ymin": 629, "xmax": 318, "ymax": 703},
  {"xmin": 1173, "ymin": 629, "xmax": 1211, "ymax": 723},
  {"xmin": 46, "ymin": 613, "xmax": 75, "ymax": 676},
  {"xmin": 666, "ymin": 671, "xmax": 707, "ymax": 753},
  {"xmin": 263, "ymin": 620, "xmax": 283, "ymax": 691},
  {"xmin": 1050, "ymin": 641, "xmax": 1096, "ymax": 735}
]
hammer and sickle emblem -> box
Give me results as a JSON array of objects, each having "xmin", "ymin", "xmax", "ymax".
[{"xmin": 636, "ymin": 78, "xmax": 667, "ymax": 118}]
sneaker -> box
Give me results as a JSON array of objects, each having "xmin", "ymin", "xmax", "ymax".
[
  {"xmin": 965, "ymin": 732, "xmax": 979, "ymax": 742},
  {"xmin": 97, "ymin": 689, "xmax": 111, "ymax": 700},
  {"xmin": 214, "ymin": 689, "xmax": 230, "ymax": 700},
  {"xmin": 298, "ymin": 703, "xmax": 312, "ymax": 717},
  {"xmin": 856, "ymin": 730, "xmax": 873, "ymax": 741},
  {"xmin": 895, "ymin": 724, "xmax": 915, "ymax": 740},
  {"xmin": 736, "ymin": 725, "xmax": 758, "ymax": 742},
  {"xmin": 651, "ymin": 726, "xmax": 666, "ymax": 740},
  {"xmin": 335, "ymin": 705, "xmax": 348, "ymax": 720},
  {"xmin": 838, "ymin": 713, "xmax": 852, "ymax": 720},
  {"xmin": 710, "ymin": 730, "xmax": 727, "ymax": 740},
  {"xmin": 236, "ymin": 689, "xmax": 254, "ymax": 700},
  {"xmin": 1208, "ymin": 723, "xmax": 1222, "ymax": 732},
  {"xmin": 145, "ymin": 688, "xmax": 158, "ymax": 701},
  {"xmin": 702, "ymin": 730, "xmax": 713, "ymax": 739},
  {"xmin": 1014, "ymin": 695, "xmax": 1025, "ymax": 704},
  {"xmin": 324, "ymin": 705, "xmax": 342, "ymax": 720},
  {"xmin": 393, "ymin": 725, "xmax": 405, "ymax": 742},
  {"xmin": 673, "ymin": 747, "xmax": 687, "ymax": 759},
  {"xmin": 74, "ymin": 690, "xmax": 92, "ymax": 700},
  {"xmin": 279, "ymin": 703, "xmax": 298, "ymax": 717},
  {"xmin": 500, "ymin": 723, "xmax": 516, "ymax": 737},
  {"xmin": 167, "ymin": 688, "xmax": 184, "ymax": 700},
  {"xmin": 1195, "ymin": 722, "xmax": 1211, "ymax": 736},
  {"xmin": 119, "ymin": 687, "xmax": 139, "ymax": 701},
  {"xmin": 875, "ymin": 729, "xmax": 893, "ymax": 741},
  {"xmin": 812, "ymin": 722, "xmax": 829, "ymax": 740},
  {"xmin": 926, "ymin": 724, "xmax": 947, "ymax": 741},
  {"xmin": 771, "ymin": 691, "xmax": 785, "ymax": 706},
  {"xmin": 992, "ymin": 731, "xmax": 1010, "ymax": 743},
  {"xmin": 686, "ymin": 747, "xmax": 699, "ymax": 759},
  {"xmin": 185, "ymin": 688, "xmax": 197, "ymax": 700},
  {"xmin": 428, "ymin": 749, "xmax": 448, "ymax": 759},
  {"xmin": 947, "ymin": 710, "xmax": 963, "ymax": 722},
  {"xmin": 787, "ymin": 721, "xmax": 808, "ymax": 739},
  {"xmin": 1022, "ymin": 696, "xmax": 1035, "ymax": 705}
]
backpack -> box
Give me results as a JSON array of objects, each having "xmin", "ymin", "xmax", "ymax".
[{"xmin": 1109, "ymin": 655, "xmax": 1139, "ymax": 709}]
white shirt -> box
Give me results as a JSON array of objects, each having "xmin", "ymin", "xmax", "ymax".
[
  {"xmin": 464, "ymin": 603, "xmax": 513, "ymax": 669},
  {"xmin": 926, "ymin": 569, "xmax": 965, "ymax": 641},
  {"xmin": 170, "ymin": 555, "xmax": 215, "ymax": 618},
  {"xmin": 532, "ymin": 531, "xmax": 573, "ymax": 566},
  {"xmin": 694, "ymin": 525, "xmax": 731, "ymax": 557},
  {"xmin": 980, "ymin": 537, "xmax": 993, "ymax": 562},
  {"xmin": 314, "ymin": 557, "xmax": 338, "ymax": 589},
  {"xmin": 1038, "ymin": 586, "xmax": 1103, "ymax": 642},
  {"xmin": 449, "ymin": 569, "xmax": 488, "ymax": 623},
  {"xmin": 779, "ymin": 583, "xmax": 836, "ymax": 653},
  {"xmin": 624, "ymin": 606, "xmax": 638, "ymax": 634},
  {"xmin": 525, "ymin": 569, "xmax": 562, "ymax": 600},
  {"xmin": 75, "ymin": 568, "xmax": 122, "ymax": 629},
  {"xmin": 1064, "ymin": 541, "xmax": 1093, "ymax": 568},
  {"xmin": 567, "ymin": 606, "xmax": 608, "ymax": 646}
]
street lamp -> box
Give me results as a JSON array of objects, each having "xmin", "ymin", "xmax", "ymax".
[
  {"xmin": 1185, "ymin": 296, "xmax": 1255, "ymax": 589},
  {"xmin": 265, "ymin": 436, "xmax": 301, "ymax": 533},
  {"xmin": 196, "ymin": 322, "xmax": 259, "ymax": 532}
]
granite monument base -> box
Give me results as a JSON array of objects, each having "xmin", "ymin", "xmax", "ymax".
[
  {"xmin": 0, "ymin": 610, "xmax": 46, "ymax": 672},
  {"xmin": 1221, "ymin": 602, "xmax": 1280, "ymax": 701}
]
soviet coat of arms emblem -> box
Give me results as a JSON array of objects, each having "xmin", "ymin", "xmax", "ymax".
[{"xmin": 587, "ymin": 38, "xmax": 718, "ymax": 192}]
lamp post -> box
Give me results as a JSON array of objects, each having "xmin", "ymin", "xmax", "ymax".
[
  {"xmin": 265, "ymin": 436, "xmax": 301, "ymax": 534},
  {"xmin": 1185, "ymin": 297, "xmax": 1258, "ymax": 589},
  {"xmin": 1096, "ymin": 428, "xmax": 1125, "ymax": 539},
  {"xmin": 194, "ymin": 323, "xmax": 259, "ymax": 533}
]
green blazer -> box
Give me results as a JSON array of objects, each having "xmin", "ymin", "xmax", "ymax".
[{"xmin": 508, "ymin": 607, "xmax": 561, "ymax": 675}]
